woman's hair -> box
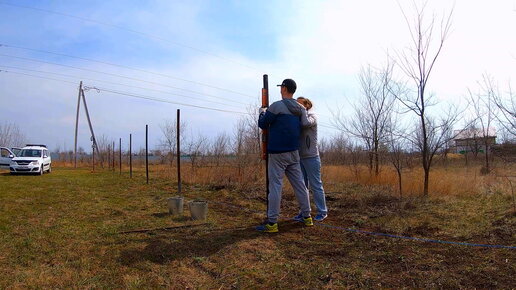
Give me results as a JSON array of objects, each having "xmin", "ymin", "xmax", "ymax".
[{"xmin": 297, "ymin": 97, "xmax": 313, "ymax": 110}]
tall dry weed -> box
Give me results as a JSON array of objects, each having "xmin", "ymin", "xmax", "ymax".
[{"xmin": 55, "ymin": 158, "xmax": 515, "ymax": 198}]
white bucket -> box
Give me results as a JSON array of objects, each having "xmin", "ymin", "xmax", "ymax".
[
  {"xmin": 167, "ymin": 196, "xmax": 184, "ymax": 215},
  {"xmin": 189, "ymin": 201, "xmax": 208, "ymax": 221}
]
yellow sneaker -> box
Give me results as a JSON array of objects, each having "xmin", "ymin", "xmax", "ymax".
[
  {"xmin": 302, "ymin": 216, "xmax": 314, "ymax": 227},
  {"xmin": 256, "ymin": 222, "xmax": 278, "ymax": 233}
]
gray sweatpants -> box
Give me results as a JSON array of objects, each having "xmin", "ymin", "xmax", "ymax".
[{"xmin": 267, "ymin": 150, "xmax": 311, "ymax": 223}]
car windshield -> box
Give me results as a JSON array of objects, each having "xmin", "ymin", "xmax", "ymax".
[
  {"xmin": 12, "ymin": 148, "xmax": 21, "ymax": 156},
  {"xmin": 19, "ymin": 149, "xmax": 42, "ymax": 157}
]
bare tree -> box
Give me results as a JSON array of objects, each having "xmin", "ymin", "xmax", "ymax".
[
  {"xmin": 211, "ymin": 132, "xmax": 231, "ymax": 166},
  {"xmin": 186, "ymin": 133, "xmax": 208, "ymax": 172},
  {"xmin": 395, "ymin": 2, "xmax": 457, "ymax": 196},
  {"xmin": 492, "ymin": 83, "xmax": 516, "ymax": 137},
  {"xmin": 348, "ymin": 141, "xmax": 364, "ymax": 180},
  {"xmin": 95, "ymin": 134, "xmax": 113, "ymax": 168},
  {"xmin": 467, "ymin": 75, "xmax": 497, "ymax": 173},
  {"xmin": 77, "ymin": 146, "xmax": 86, "ymax": 163},
  {"xmin": 233, "ymin": 111, "xmax": 260, "ymax": 156},
  {"xmin": 497, "ymin": 126, "xmax": 516, "ymax": 144},
  {"xmin": 332, "ymin": 63, "xmax": 398, "ymax": 176},
  {"xmin": 240, "ymin": 106, "xmax": 261, "ymax": 155},
  {"xmin": 159, "ymin": 119, "xmax": 187, "ymax": 166},
  {"xmin": 320, "ymin": 133, "xmax": 349, "ymax": 165},
  {"xmin": 387, "ymin": 126, "xmax": 410, "ymax": 198},
  {"xmin": 0, "ymin": 122, "xmax": 27, "ymax": 147},
  {"xmin": 459, "ymin": 124, "xmax": 483, "ymax": 165}
]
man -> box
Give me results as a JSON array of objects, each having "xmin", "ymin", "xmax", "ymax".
[{"xmin": 257, "ymin": 78, "xmax": 313, "ymax": 233}]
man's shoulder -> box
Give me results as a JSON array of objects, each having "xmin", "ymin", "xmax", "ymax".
[
  {"xmin": 269, "ymin": 100, "xmax": 284, "ymax": 107},
  {"xmin": 268, "ymin": 100, "xmax": 286, "ymax": 113}
]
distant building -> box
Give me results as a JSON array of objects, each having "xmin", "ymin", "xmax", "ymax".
[{"xmin": 453, "ymin": 127, "xmax": 496, "ymax": 154}]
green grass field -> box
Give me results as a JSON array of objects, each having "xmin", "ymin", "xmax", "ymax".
[{"xmin": 0, "ymin": 168, "xmax": 514, "ymax": 288}]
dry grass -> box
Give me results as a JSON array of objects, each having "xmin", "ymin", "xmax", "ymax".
[
  {"xmin": 55, "ymin": 157, "xmax": 516, "ymax": 198},
  {"xmin": 0, "ymin": 166, "xmax": 514, "ymax": 288},
  {"xmin": 322, "ymin": 164, "xmax": 515, "ymax": 197}
]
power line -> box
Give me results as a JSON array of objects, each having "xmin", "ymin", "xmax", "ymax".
[
  {"xmin": 0, "ymin": 65, "xmax": 247, "ymax": 110},
  {"xmin": 0, "ymin": 69, "xmax": 251, "ymax": 116},
  {"xmin": 0, "ymin": 69, "xmax": 78, "ymax": 85},
  {"xmin": 86, "ymin": 86, "xmax": 251, "ymax": 116},
  {"xmin": 0, "ymin": 2, "xmax": 261, "ymax": 73},
  {"xmin": 319, "ymin": 122, "xmax": 344, "ymax": 132},
  {"xmin": 0, "ymin": 53, "xmax": 252, "ymax": 106},
  {"xmin": 1, "ymin": 65, "xmax": 339, "ymax": 129},
  {"xmin": 0, "ymin": 43, "xmax": 255, "ymax": 98}
]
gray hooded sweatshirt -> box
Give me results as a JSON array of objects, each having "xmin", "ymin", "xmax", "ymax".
[{"xmin": 298, "ymin": 110, "xmax": 319, "ymax": 159}]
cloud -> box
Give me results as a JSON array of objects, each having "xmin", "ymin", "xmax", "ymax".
[{"xmin": 1, "ymin": 0, "xmax": 515, "ymax": 151}]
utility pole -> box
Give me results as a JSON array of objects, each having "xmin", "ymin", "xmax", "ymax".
[
  {"xmin": 80, "ymin": 87, "xmax": 98, "ymax": 152},
  {"xmin": 74, "ymin": 81, "xmax": 82, "ymax": 168}
]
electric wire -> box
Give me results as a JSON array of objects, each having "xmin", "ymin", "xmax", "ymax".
[
  {"xmin": 0, "ymin": 70, "xmax": 251, "ymax": 115},
  {"xmin": 0, "ymin": 43, "xmax": 255, "ymax": 98},
  {"xmin": 89, "ymin": 86, "xmax": 251, "ymax": 115},
  {"xmin": 0, "ymin": 69, "xmax": 79, "ymax": 85},
  {"xmin": 0, "ymin": 53, "xmax": 252, "ymax": 106},
  {"xmin": 0, "ymin": 65, "xmax": 247, "ymax": 110},
  {"xmin": 0, "ymin": 2, "xmax": 261, "ymax": 73},
  {"xmin": 319, "ymin": 122, "xmax": 343, "ymax": 132},
  {"xmin": 1, "ymin": 64, "xmax": 343, "ymax": 130}
]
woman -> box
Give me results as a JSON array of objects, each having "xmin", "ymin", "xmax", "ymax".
[{"xmin": 295, "ymin": 97, "xmax": 328, "ymax": 221}]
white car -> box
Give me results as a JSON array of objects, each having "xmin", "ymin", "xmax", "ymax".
[
  {"xmin": 0, "ymin": 147, "xmax": 18, "ymax": 169},
  {"xmin": 10, "ymin": 145, "xmax": 52, "ymax": 175}
]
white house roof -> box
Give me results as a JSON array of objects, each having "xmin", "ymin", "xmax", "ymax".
[{"xmin": 454, "ymin": 127, "xmax": 496, "ymax": 140}]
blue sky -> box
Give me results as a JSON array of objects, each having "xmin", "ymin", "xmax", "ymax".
[{"xmin": 1, "ymin": 0, "xmax": 515, "ymax": 151}]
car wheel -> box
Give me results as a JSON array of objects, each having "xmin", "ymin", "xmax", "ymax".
[
  {"xmin": 39, "ymin": 165, "xmax": 44, "ymax": 175},
  {"xmin": 47, "ymin": 164, "xmax": 52, "ymax": 173}
]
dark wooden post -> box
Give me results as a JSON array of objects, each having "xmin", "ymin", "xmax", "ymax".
[
  {"xmin": 146, "ymin": 125, "xmax": 149, "ymax": 184},
  {"xmin": 92, "ymin": 144, "xmax": 95, "ymax": 172},
  {"xmin": 129, "ymin": 133, "xmax": 132, "ymax": 178},
  {"xmin": 119, "ymin": 137, "xmax": 122, "ymax": 175},
  {"xmin": 177, "ymin": 109, "xmax": 181, "ymax": 194},
  {"xmin": 261, "ymin": 74, "xmax": 269, "ymax": 212},
  {"xmin": 112, "ymin": 141, "xmax": 115, "ymax": 171},
  {"xmin": 107, "ymin": 143, "xmax": 111, "ymax": 170}
]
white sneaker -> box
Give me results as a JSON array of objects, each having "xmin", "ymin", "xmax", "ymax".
[{"xmin": 314, "ymin": 214, "xmax": 327, "ymax": 222}]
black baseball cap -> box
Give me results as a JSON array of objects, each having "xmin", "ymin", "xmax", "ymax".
[{"xmin": 277, "ymin": 79, "xmax": 297, "ymax": 94}]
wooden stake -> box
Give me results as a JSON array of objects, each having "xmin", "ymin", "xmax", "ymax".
[
  {"xmin": 261, "ymin": 74, "xmax": 270, "ymax": 213},
  {"xmin": 146, "ymin": 124, "xmax": 149, "ymax": 184},
  {"xmin": 129, "ymin": 133, "xmax": 132, "ymax": 178},
  {"xmin": 119, "ymin": 137, "xmax": 122, "ymax": 175},
  {"xmin": 177, "ymin": 109, "xmax": 181, "ymax": 195}
]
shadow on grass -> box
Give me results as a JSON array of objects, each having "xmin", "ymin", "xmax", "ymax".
[
  {"xmin": 151, "ymin": 212, "xmax": 199, "ymax": 223},
  {"xmin": 0, "ymin": 172, "xmax": 41, "ymax": 176},
  {"xmin": 151, "ymin": 212, "xmax": 171, "ymax": 218},
  {"xmin": 118, "ymin": 220, "xmax": 300, "ymax": 266}
]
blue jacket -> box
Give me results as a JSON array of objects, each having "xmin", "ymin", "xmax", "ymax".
[{"xmin": 258, "ymin": 98, "xmax": 308, "ymax": 154}]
